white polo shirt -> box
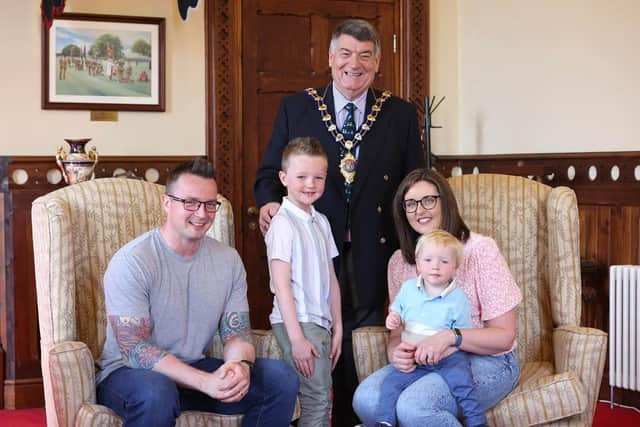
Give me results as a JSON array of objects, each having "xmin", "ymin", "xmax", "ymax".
[{"xmin": 265, "ymin": 197, "xmax": 339, "ymax": 330}]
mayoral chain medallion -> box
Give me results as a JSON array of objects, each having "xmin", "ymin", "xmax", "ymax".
[{"xmin": 306, "ymin": 86, "xmax": 391, "ymax": 198}]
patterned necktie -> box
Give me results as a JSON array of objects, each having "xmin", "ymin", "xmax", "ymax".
[
  {"xmin": 341, "ymin": 102, "xmax": 357, "ymax": 141},
  {"xmin": 340, "ymin": 103, "xmax": 357, "ymax": 202}
]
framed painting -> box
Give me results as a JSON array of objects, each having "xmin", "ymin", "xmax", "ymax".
[{"xmin": 42, "ymin": 13, "xmax": 165, "ymax": 111}]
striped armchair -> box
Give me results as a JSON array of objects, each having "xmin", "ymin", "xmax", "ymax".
[
  {"xmin": 353, "ymin": 174, "xmax": 607, "ymax": 426},
  {"xmin": 31, "ymin": 177, "xmax": 291, "ymax": 427}
]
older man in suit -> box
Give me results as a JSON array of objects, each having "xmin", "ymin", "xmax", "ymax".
[{"xmin": 254, "ymin": 19, "xmax": 424, "ymax": 426}]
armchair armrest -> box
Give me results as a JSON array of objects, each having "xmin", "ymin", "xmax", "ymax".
[
  {"xmin": 75, "ymin": 404, "xmax": 121, "ymax": 427},
  {"xmin": 46, "ymin": 341, "xmax": 97, "ymax": 427},
  {"xmin": 553, "ymin": 325, "xmax": 608, "ymax": 426},
  {"xmin": 352, "ymin": 326, "xmax": 390, "ymax": 383},
  {"xmin": 251, "ymin": 329, "xmax": 284, "ymax": 359},
  {"xmin": 208, "ymin": 329, "xmax": 284, "ymax": 359}
]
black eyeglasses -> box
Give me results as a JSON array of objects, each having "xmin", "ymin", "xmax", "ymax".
[
  {"xmin": 402, "ymin": 195, "xmax": 440, "ymax": 213},
  {"xmin": 166, "ymin": 194, "xmax": 221, "ymax": 213}
]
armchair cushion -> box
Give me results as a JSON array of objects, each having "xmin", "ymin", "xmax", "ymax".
[
  {"xmin": 176, "ymin": 411, "xmax": 243, "ymax": 427},
  {"xmin": 75, "ymin": 405, "xmax": 248, "ymax": 427}
]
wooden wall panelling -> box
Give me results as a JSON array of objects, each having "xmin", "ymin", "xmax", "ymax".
[
  {"xmin": 1, "ymin": 155, "xmax": 193, "ymax": 408},
  {"xmin": 5, "ymin": 188, "xmax": 41, "ymax": 409},
  {"xmin": 403, "ymin": 0, "xmax": 429, "ymax": 115},
  {"xmin": 0, "ymin": 157, "xmax": 7, "ymax": 409},
  {"xmin": 205, "ymin": 0, "xmax": 241, "ymax": 245},
  {"xmin": 435, "ymin": 151, "xmax": 640, "ymax": 408}
]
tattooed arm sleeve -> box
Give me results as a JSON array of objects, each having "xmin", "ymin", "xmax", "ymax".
[
  {"xmin": 219, "ymin": 311, "xmax": 255, "ymax": 361},
  {"xmin": 109, "ymin": 315, "xmax": 167, "ymax": 369}
]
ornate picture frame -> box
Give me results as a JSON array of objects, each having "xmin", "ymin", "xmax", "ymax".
[{"xmin": 42, "ymin": 13, "xmax": 165, "ymax": 111}]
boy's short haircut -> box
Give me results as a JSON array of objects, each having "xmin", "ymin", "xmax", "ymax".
[
  {"xmin": 415, "ymin": 229, "xmax": 464, "ymax": 267},
  {"xmin": 281, "ymin": 137, "xmax": 328, "ymax": 171}
]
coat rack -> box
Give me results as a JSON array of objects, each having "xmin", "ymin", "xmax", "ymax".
[{"xmin": 424, "ymin": 95, "xmax": 445, "ymax": 169}]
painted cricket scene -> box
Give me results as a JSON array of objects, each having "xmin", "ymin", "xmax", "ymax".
[{"xmin": 55, "ymin": 25, "xmax": 153, "ymax": 98}]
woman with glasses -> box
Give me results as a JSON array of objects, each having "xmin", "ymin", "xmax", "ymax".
[{"xmin": 353, "ymin": 169, "xmax": 521, "ymax": 427}]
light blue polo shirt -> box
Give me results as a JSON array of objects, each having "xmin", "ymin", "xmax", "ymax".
[{"xmin": 390, "ymin": 276, "xmax": 472, "ymax": 334}]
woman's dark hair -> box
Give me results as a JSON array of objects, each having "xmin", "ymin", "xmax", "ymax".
[{"xmin": 392, "ymin": 168, "xmax": 470, "ymax": 264}]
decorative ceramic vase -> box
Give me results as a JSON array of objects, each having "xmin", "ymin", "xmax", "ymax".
[{"xmin": 55, "ymin": 138, "xmax": 99, "ymax": 185}]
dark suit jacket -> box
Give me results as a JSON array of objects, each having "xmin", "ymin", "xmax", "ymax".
[{"xmin": 255, "ymin": 85, "xmax": 424, "ymax": 311}]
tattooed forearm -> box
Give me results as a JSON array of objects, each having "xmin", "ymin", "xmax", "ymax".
[
  {"xmin": 109, "ymin": 315, "xmax": 167, "ymax": 369},
  {"xmin": 220, "ymin": 311, "xmax": 251, "ymax": 343}
]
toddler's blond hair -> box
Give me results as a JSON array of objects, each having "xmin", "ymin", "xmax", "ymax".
[{"xmin": 415, "ymin": 229, "xmax": 464, "ymax": 267}]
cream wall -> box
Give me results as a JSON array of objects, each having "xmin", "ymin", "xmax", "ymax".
[
  {"xmin": 430, "ymin": 0, "xmax": 640, "ymax": 155},
  {"xmin": 1, "ymin": 0, "xmax": 205, "ymax": 156},
  {"xmin": 5, "ymin": 2, "xmax": 637, "ymax": 157}
]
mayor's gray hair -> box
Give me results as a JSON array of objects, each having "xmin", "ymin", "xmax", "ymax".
[{"xmin": 330, "ymin": 19, "xmax": 381, "ymax": 57}]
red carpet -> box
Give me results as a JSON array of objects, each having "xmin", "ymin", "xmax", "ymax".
[
  {"xmin": 0, "ymin": 402, "xmax": 638, "ymax": 426},
  {"xmin": 0, "ymin": 407, "xmax": 46, "ymax": 427},
  {"xmin": 593, "ymin": 401, "xmax": 640, "ymax": 427}
]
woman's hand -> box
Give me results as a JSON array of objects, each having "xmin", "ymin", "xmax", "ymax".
[
  {"xmin": 390, "ymin": 340, "xmax": 418, "ymax": 372},
  {"xmin": 414, "ymin": 330, "xmax": 455, "ymax": 365}
]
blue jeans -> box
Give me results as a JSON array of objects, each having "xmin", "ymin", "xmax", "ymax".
[
  {"xmin": 353, "ymin": 351, "xmax": 519, "ymax": 427},
  {"xmin": 375, "ymin": 351, "xmax": 486, "ymax": 427},
  {"xmin": 97, "ymin": 357, "xmax": 299, "ymax": 427}
]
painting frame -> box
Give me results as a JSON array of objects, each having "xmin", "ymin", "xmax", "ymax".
[{"xmin": 42, "ymin": 13, "xmax": 165, "ymax": 111}]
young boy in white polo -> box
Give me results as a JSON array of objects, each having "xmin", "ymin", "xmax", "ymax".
[{"xmin": 265, "ymin": 137, "xmax": 343, "ymax": 427}]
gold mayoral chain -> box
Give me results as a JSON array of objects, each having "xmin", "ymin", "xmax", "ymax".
[{"xmin": 306, "ymin": 86, "xmax": 391, "ymax": 186}]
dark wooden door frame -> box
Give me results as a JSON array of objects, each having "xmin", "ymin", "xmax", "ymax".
[{"xmin": 204, "ymin": 0, "xmax": 430, "ymax": 252}]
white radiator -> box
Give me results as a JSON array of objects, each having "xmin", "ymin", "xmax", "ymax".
[{"xmin": 609, "ymin": 265, "xmax": 640, "ymax": 394}]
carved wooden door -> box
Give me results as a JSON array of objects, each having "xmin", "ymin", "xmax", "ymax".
[{"xmin": 241, "ymin": 0, "xmax": 400, "ymax": 328}]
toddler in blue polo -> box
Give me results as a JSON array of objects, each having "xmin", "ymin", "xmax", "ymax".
[{"xmin": 375, "ymin": 230, "xmax": 487, "ymax": 427}]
